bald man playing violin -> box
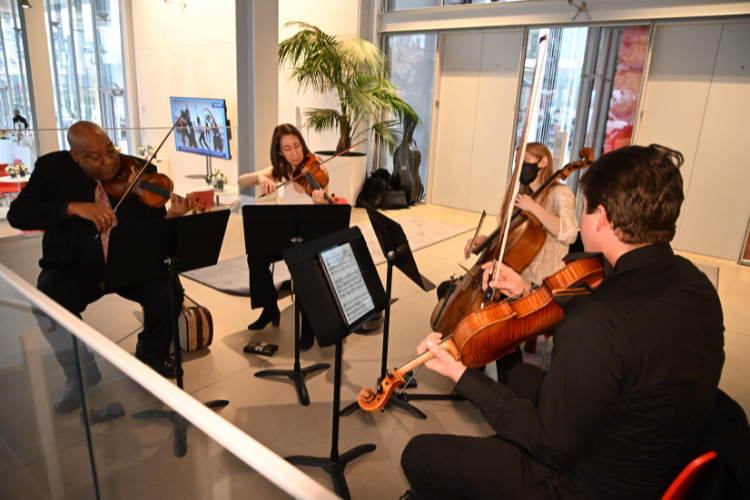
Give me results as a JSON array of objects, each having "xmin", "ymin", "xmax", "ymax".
[
  {"xmin": 8, "ymin": 121, "xmax": 192, "ymax": 414},
  {"xmin": 399, "ymin": 145, "xmax": 725, "ymax": 500}
]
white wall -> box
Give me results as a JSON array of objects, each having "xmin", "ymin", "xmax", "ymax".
[
  {"xmin": 130, "ymin": 0, "xmax": 238, "ymax": 197},
  {"xmin": 278, "ymin": 0, "xmax": 363, "ymax": 155},
  {"xmin": 636, "ymin": 20, "xmax": 750, "ymax": 261}
]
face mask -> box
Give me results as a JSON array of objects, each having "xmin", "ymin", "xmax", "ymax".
[{"xmin": 520, "ymin": 160, "xmax": 541, "ymax": 185}]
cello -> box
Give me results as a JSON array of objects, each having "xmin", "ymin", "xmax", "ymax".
[
  {"xmin": 430, "ymin": 148, "xmax": 594, "ymax": 335},
  {"xmin": 430, "ymin": 32, "xmax": 555, "ymax": 335}
]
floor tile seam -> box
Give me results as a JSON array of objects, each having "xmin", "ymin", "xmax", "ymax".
[{"xmin": 724, "ymin": 329, "xmax": 750, "ymax": 340}]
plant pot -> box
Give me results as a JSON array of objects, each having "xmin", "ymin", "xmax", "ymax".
[
  {"xmin": 213, "ymin": 180, "xmax": 224, "ymax": 190},
  {"xmin": 315, "ymin": 151, "xmax": 367, "ymax": 204}
]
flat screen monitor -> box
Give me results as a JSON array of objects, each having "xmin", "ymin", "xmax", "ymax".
[{"xmin": 170, "ymin": 96, "xmax": 231, "ymax": 160}]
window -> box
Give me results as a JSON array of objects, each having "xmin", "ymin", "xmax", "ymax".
[
  {"xmin": 514, "ymin": 25, "xmax": 650, "ymax": 178},
  {"xmin": 381, "ymin": 33, "xmax": 438, "ymax": 197},
  {"xmin": 0, "ymin": 0, "xmax": 33, "ymax": 130},
  {"xmin": 44, "ymin": 0, "xmax": 129, "ymax": 151}
]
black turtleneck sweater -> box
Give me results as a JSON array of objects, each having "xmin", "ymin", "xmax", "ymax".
[{"xmin": 455, "ymin": 243, "xmax": 725, "ymax": 500}]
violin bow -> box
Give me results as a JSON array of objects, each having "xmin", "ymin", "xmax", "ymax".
[
  {"xmin": 112, "ymin": 111, "xmax": 186, "ymax": 213},
  {"xmin": 259, "ymin": 139, "xmax": 367, "ymax": 197},
  {"xmin": 483, "ymin": 34, "xmax": 549, "ymax": 307},
  {"xmin": 466, "ymin": 210, "xmax": 487, "ymax": 260}
]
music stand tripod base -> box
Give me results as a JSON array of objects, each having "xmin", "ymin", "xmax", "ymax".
[
  {"xmin": 285, "ymin": 342, "xmax": 375, "ymax": 500},
  {"xmin": 133, "ymin": 400, "xmax": 228, "ymax": 458},
  {"xmin": 253, "ymin": 285, "xmax": 330, "ymax": 406}
]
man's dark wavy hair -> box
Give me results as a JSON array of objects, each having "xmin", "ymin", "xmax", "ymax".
[{"xmin": 580, "ymin": 144, "xmax": 685, "ymax": 244}]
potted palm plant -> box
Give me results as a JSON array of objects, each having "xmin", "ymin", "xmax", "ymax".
[{"xmin": 279, "ymin": 22, "xmax": 418, "ymax": 201}]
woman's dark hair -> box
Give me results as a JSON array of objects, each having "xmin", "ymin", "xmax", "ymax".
[
  {"xmin": 270, "ymin": 124, "xmax": 310, "ymax": 181},
  {"xmin": 580, "ymin": 144, "xmax": 685, "ymax": 244}
]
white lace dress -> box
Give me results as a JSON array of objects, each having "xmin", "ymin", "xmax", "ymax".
[{"xmin": 520, "ymin": 184, "xmax": 579, "ymax": 286}]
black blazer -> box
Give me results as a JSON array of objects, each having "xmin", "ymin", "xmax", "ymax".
[{"xmin": 8, "ymin": 151, "xmax": 166, "ymax": 269}]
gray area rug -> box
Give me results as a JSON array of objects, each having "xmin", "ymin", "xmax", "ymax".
[{"xmin": 181, "ymin": 214, "xmax": 472, "ymax": 296}]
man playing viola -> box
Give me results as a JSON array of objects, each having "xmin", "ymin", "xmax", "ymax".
[
  {"xmin": 8, "ymin": 121, "xmax": 192, "ymax": 414},
  {"xmin": 400, "ymin": 144, "xmax": 725, "ymax": 499}
]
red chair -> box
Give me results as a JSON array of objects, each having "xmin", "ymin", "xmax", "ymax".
[
  {"xmin": 661, "ymin": 451, "xmax": 718, "ymax": 500},
  {"xmin": 0, "ymin": 169, "xmax": 22, "ymax": 207}
]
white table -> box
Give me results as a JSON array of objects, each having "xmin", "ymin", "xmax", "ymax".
[
  {"xmin": 213, "ymin": 185, "xmax": 239, "ymax": 205},
  {"xmin": 0, "ymin": 176, "xmax": 28, "ymax": 184}
]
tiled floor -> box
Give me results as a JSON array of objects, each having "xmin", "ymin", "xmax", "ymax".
[{"xmin": 0, "ymin": 203, "xmax": 748, "ymax": 500}]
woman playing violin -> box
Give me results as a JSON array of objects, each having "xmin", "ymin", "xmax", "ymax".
[
  {"xmin": 238, "ymin": 123, "xmax": 330, "ymax": 205},
  {"xmin": 237, "ymin": 124, "xmax": 329, "ymax": 349}
]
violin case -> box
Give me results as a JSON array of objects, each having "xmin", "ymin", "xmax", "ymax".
[{"xmin": 174, "ymin": 294, "xmax": 214, "ymax": 353}]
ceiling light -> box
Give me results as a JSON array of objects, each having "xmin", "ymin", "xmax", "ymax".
[{"xmin": 20, "ymin": 0, "xmax": 32, "ymax": 8}]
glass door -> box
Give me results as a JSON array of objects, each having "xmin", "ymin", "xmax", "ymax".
[{"xmin": 512, "ymin": 25, "xmax": 651, "ymax": 211}]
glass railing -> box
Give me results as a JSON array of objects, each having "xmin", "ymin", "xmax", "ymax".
[{"xmin": 0, "ymin": 262, "xmax": 338, "ymax": 500}]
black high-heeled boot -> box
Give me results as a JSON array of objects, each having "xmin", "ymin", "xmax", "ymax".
[{"xmin": 247, "ymin": 305, "xmax": 281, "ymax": 331}]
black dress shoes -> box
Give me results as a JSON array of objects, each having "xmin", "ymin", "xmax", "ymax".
[
  {"xmin": 247, "ymin": 305, "xmax": 281, "ymax": 331},
  {"xmin": 135, "ymin": 349, "xmax": 182, "ymax": 379},
  {"xmin": 54, "ymin": 364, "xmax": 102, "ymax": 415},
  {"xmin": 54, "ymin": 379, "xmax": 83, "ymax": 414}
]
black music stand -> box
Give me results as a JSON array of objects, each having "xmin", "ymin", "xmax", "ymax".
[
  {"xmin": 244, "ymin": 204, "xmax": 351, "ymax": 406},
  {"xmin": 283, "ymin": 226, "xmax": 387, "ymax": 500},
  {"xmin": 104, "ymin": 210, "xmax": 231, "ymax": 458},
  {"xmin": 340, "ymin": 205, "xmax": 436, "ymax": 419}
]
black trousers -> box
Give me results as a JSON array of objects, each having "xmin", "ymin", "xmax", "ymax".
[
  {"xmin": 401, "ymin": 365, "xmax": 584, "ymax": 500},
  {"xmin": 435, "ymin": 280, "xmax": 523, "ymax": 385},
  {"xmin": 248, "ymin": 255, "xmax": 311, "ymax": 330},
  {"xmin": 36, "ymin": 263, "xmax": 183, "ymax": 382}
]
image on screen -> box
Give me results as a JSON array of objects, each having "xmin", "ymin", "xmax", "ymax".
[
  {"xmin": 319, "ymin": 243, "xmax": 375, "ymax": 326},
  {"xmin": 170, "ymin": 96, "xmax": 231, "ymax": 160}
]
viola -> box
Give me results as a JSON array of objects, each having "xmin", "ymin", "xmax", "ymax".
[
  {"xmin": 358, "ymin": 255, "xmax": 604, "ymax": 412},
  {"xmin": 104, "ymin": 154, "xmax": 208, "ymax": 214},
  {"xmin": 103, "ymin": 111, "xmax": 208, "ymax": 215}
]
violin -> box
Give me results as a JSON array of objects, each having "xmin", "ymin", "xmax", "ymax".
[
  {"xmin": 103, "ymin": 154, "xmax": 208, "ymax": 213},
  {"xmin": 259, "ymin": 139, "xmax": 367, "ymax": 201},
  {"xmin": 102, "ymin": 111, "xmax": 208, "ymax": 216},
  {"xmin": 358, "ymin": 255, "xmax": 604, "ymax": 412},
  {"xmin": 292, "ymin": 153, "xmax": 337, "ymax": 205}
]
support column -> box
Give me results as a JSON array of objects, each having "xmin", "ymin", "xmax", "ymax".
[
  {"xmin": 18, "ymin": 1, "xmax": 58, "ymax": 155},
  {"xmin": 236, "ymin": 0, "xmax": 278, "ymax": 204}
]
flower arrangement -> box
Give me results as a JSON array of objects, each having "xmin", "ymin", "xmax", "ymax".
[
  {"xmin": 137, "ymin": 145, "xmax": 156, "ymax": 157},
  {"xmin": 5, "ymin": 164, "xmax": 19, "ymax": 177},
  {"xmin": 18, "ymin": 162, "xmax": 28, "ymax": 177},
  {"xmin": 208, "ymin": 170, "xmax": 227, "ymax": 190}
]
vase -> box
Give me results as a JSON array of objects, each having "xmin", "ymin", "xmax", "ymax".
[
  {"xmin": 9, "ymin": 172, "xmax": 16, "ymax": 178},
  {"xmin": 214, "ymin": 180, "xmax": 224, "ymax": 190}
]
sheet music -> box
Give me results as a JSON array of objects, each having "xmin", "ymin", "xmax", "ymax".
[{"xmin": 320, "ymin": 243, "xmax": 374, "ymax": 325}]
